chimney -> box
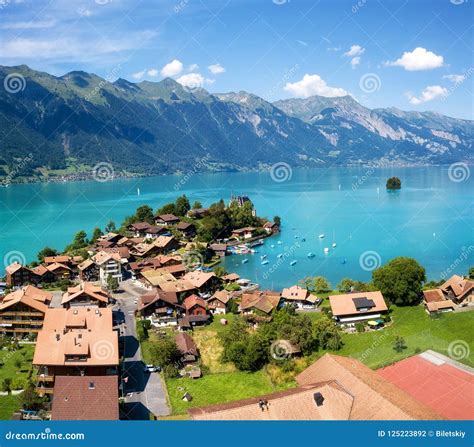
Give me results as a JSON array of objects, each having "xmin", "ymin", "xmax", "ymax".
[{"xmin": 313, "ymin": 392, "xmax": 324, "ymax": 407}]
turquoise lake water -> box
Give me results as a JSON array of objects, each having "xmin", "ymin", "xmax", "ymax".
[{"xmin": 0, "ymin": 167, "xmax": 472, "ymax": 289}]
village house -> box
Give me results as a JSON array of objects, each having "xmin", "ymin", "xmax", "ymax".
[
  {"xmin": 0, "ymin": 285, "xmax": 51, "ymax": 336},
  {"xmin": 33, "ymin": 306, "xmax": 119, "ymax": 397},
  {"xmin": 139, "ymin": 270, "xmax": 195, "ymax": 295},
  {"xmin": 44, "ymin": 262, "xmax": 73, "ymax": 282},
  {"xmin": 78, "ymin": 259, "xmax": 99, "ymax": 282},
  {"xmin": 176, "ymin": 222, "xmax": 196, "ymax": 239},
  {"xmin": 175, "ymin": 332, "xmax": 199, "ymax": 364},
  {"xmin": 189, "ymin": 353, "xmax": 441, "ymax": 420},
  {"xmin": 240, "ymin": 291, "xmax": 281, "ymax": 316},
  {"xmin": 137, "ymin": 290, "xmax": 181, "ymax": 326},
  {"xmin": 440, "ymin": 275, "xmax": 473, "ymax": 305},
  {"xmin": 51, "ymin": 375, "xmax": 119, "ymax": 421},
  {"xmin": 329, "ymin": 291, "xmax": 388, "ymax": 324},
  {"xmin": 61, "ymin": 283, "xmax": 110, "ymax": 309},
  {"xmin": 128, "ymin": 221, "xmax": 152, "ymax": 237},
  {"xmin": 5, "ymin": 262, "xmax": 37, "ymax": 288},
  {"xmin": 130, "ymin": 236, "xmax": 179, "ymax": 258},
  {"xmin": 155, "ymin": 214, "xmax": 180, "ymax": 226},
  {"xmin": 263, "ymin": 221, "xmax": 280, "ymax": 234},
  {"xmin": 422, "ymin": 275, "xmax": 473, "ymax": 315},
  {"xmin": 207, "ymin": 290, "xmax": 232, "ymax": 314},
  {"xmin": 221, "ymin": 273, "xmax": 240, "ymax": 283},
  {"xmin": 43, "ymin": 255, "xmax": 77, "ymax": 270},
  {"xmin": 30, "ymin": 265, "xmax": 56, "ymax": 284},
  {"xmin": 187, "ymin": 208, "xmax": 209, "ymax": 219},
  {"xmin": 281, "ymin": 285, "xmax": 319, "ymax": 309},
  {"xmin": 231, "ymin": 227, "xmax": 257, "ymax": 240},
  {"xmin": 182, "ymin": 271, "xmax": 218, "ymax": 294},
  {"xmin": 209, "ymin": 243, "xmax": 227, "ymax": 258},
  {"xmin": 92, "ymin": 251, "xmax": 123, "ymax": 286},
  {"xmin": 179, "ymin": 294, "xmax": 210, "ymax": 328}
]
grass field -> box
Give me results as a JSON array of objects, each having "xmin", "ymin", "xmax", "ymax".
[
  {"xmin": 337, "ymin": 305, "xmax": 474, "ymax": 368},
  {"xmin": 166, "ymin": 370, "xmax": 294, "ymax": 415},
  {"xmin": 0, "ymin": 344, "xmax": 36, "ymax": 420},
  {"xmin": 158, "ymin": 305, "xmax": 473, "ymax": 415}
]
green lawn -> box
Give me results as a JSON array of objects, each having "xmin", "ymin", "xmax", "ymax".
[
  {"xmin": 0, "ymin": 344, "xmax": 36, "ymax": 420},
  {"xmin": 166, "ymin": 370, "xmax": 293, "ymax": 415},
  {"xmin": 0, "ymin": 395, "xmax": 22, "ymax": 420},
  {"xmin": 336, "ymin": 305, "xmax": 474, "ymax": 368},
  {"xmin": 156, "ymin": 305, "xmax": 474, "ymax": 416}
]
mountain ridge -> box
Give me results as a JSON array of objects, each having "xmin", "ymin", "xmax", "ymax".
[{"xmin": 0, "ymin": 65, "xmax": 472, "ymax": 182}]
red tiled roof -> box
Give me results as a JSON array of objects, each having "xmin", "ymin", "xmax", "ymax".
[{"xmin": 51, "ymin": 375, "xmax": 119, "ymax": 420}]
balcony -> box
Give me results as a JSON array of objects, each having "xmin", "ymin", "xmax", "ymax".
[
  {"xmin": 35, "ymin": 386, "xmax": 54, "ymax": 396},
  {"xmin": 37, "ymin": 374, "xmax": 54, "ymax": 382}
]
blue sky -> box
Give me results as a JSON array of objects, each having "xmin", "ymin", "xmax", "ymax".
[{"xmin": 0, "ymin": 0, "xmax": 472, "ymax": 118}]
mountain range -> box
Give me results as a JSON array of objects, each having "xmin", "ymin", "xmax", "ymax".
[{"xmin": 0, "ymin": 65, "xmax": 472, "ymax": 182}]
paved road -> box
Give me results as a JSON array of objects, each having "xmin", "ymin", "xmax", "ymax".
[{"xmin": 114, "ymin": 280, "xmax": 170, "ymax": 420}]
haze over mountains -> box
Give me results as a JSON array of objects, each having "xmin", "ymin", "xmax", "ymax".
[{"xmin": 0, "ymin": 65, "xmax": 472, "ymax": 181}]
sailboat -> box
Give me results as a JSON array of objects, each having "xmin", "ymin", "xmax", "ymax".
[
  {"xmin": 290, "ymin": 260, "xmax": 297, "ymax": 266},
  {"xmin": 137, "ymin": 187, "xmax": 141, "ymax": 196},
  {"xmin": 318, "ymin": 234, "xmax": 325, "ymax": 239},
  {"xmin": 332, "ymin": 230, "xmax": 336, "ymax": 248}
]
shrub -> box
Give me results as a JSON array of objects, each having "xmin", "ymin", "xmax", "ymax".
[{"xmin": 355, "ymin": 322, "xmax": 365, "ymax": 333}]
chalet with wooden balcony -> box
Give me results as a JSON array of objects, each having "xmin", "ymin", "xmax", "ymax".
[
  {"xmin": 0, "ymin": 285, "xmax": 51, "ymax": 336},
  {"xmin": 33, "ymin": 306, "xmax": 119, "ymax": 397}
]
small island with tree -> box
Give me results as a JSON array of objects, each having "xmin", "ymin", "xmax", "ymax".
[{"xmin": 386, "ymin": 176, "xmax": 402, "ymax": 190}]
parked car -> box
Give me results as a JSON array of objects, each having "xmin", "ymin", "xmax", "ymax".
[{"xmin": 143, "ymin": 364, "xmax": 161, "ymax": 373}]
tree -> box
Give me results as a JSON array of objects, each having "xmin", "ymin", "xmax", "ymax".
[
  {"xmin": 65, "ymin": 230, "xmax": 88, "ymax": 253},
  {"xmin": 149, "ymin": 337, "xmax": 181, "ymax": 367},
  {"xmin": 469, "ymin": 266, "xmax": 474, "ymax": 280},
  {"xmin": 273, "ymin": 215, "xmax": 281, "ymax": 226},
  {"xmin": 135, "ymin": 205, "xmax": 155, "ymax": 224},
  {"xmin": 105, "ymin": 220, "xmax": 116, "ymax": 233},
  {"xmin": 393, "ymin": 336, "xmax": 407, "ymax": 353},
  {"xmin": 20, "ymin": 382, "xmax": 48, "ymax": 411},
  {"xmin": 337, "ymin": 278, "xmax": 371, "ymax": 293},
  {"xmin": 372, "ymin": 257, "xmax": 426, "ymax": 305},
  {"xmin": 213, "ymin": 266, "xmax": 225, "ymax": 277},
  {"xmin": 175, "ymin": 195, "xmax": 191, "ymax": 217},
  {"xmin": 2, "ymin": 378, "xmax": 12, "ymax": 394},
  {"xmin": 337, "ymin": 278, "xmax": 356, "ymax": 293},
  {"xmin": 386, "ymin": 177, "xmax": 401, "ymax": 190},
  {"xmin": 106, "ymin": 275, "xmax": 119, "ymax": 292},
  {"xmin": 313, "ymin": 318, "xmax": 343, "ymax": 351},
  {"xmin": 90, "ymin": 227, "xmax": 103, "ymax": 243},
  {"xmin": 302, "ymin": 276, "xmax": 331, "ymax": 294},
  {"xmin": 156, "ymin": 203, "xmax": 177, "ymax": 216},
  {"xmin": 192, "ymin": 201, "xmax": 202, "ymax": 209},
  {"xmin": 37, "ymin": 247, "xmax": 58, "ymax": 263}
]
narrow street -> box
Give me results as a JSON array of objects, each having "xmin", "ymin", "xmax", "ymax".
[{"xmin": 114, "ymin": 280, "xmax": 170, "ymax": 420}]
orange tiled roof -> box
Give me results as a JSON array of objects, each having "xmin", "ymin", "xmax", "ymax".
[
  {"xmin": 329, "ymin": 291, "xmax": 388, "ymax": 317},
  {"xmin": 33, "ymin": 307, "xmax": 118, "ymax": 367},
  {"xmin": 61, "ymin": 282, "xmax": 109, "ymax": 305},
  {"xmin": 0, "ymin": 285, "xmax": 51, "ymax": 313}
]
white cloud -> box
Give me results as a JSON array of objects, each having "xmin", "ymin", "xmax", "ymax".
[
  {"xmin": 443, "ymin": 74, "xmax": 465, "ymax": 84},
  {"xmin": 344, "ymin": 45, "xmax": 365, "ymax": 57},
  {"xmin": 350, "ymin": 57, "xmax": 361, "ymax": 69},
  {"xmin": 132, "ymin": 70, "xmax": 146, "ymax": 80},
  {"xmin": 188, "ymin": 63, "xmax": 199, "ymax": 71},
  {"xmin": 147, "ymin": 68, "xmax": 159, "ymax": 76},
  {"xmin": 284, "ymin": 74, "xmax": 348, "ymax": 98},
  {"xmin": 0, "ymin": 31, "xmax": 157, "ymax": 63},
  {"xmin": 1, "ymin": 19, "xmax": 56, "ymax": 29},
  {"xmin": 407, "ymin": 85, "xmax": 447, "ymax": 105},
  {"xmin": 160, "ymin": 59, "xmax": 183, "ymax": 77},
  {"xmin": 176, "ymin": 72, "xmax": 214, "ymax": 89},
  {"xmin": 386, "ymin": 47, "xmax": 444, "ymax": 71},
  {"xmin": 208, "ymin": 63, "xmax": 225, "ymax": 74}
]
